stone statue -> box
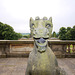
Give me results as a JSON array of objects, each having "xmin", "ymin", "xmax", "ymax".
[{"xmin": 25, "ymin": 17, "xmax": 67, "ymax": 75}]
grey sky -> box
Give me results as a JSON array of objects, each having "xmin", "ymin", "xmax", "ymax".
[{"xmin": 0, "ymin": 0, "xmax": 75, "ymax": 33}]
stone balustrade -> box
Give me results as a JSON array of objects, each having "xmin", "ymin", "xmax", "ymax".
[{"xmin": 0, "ymin": 40, "xmax": 75, "ymax": 58}]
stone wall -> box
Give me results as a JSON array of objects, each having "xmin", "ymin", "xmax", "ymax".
[{"xmin": 0, "ymin": 40, "xmax": 75, "ymax": 58}]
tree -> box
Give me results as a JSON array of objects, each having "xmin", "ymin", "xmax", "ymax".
[
  {"xmin": 65, "ymin": 27, "xmax": 72, "ymax": 40},
  {"xmin": 52, "ymin": 31, "xmax": 56, "ymax": 37},
  {"xmin": 58, "ymin": 26, "xmax": 75, "ymax": 40},
  {"xmin": 65, "ymin": 30, "xmax": 72, "ymax": 40},
  {"xmin": 73, "ymin": 25, "xmax": 75, "ymax": 28},
  {"xmin": 70, "ymin": 25, "xmax": 75, "ymax": 40},
  {"xmin": 0, "ymin": 22, "xmax": 4, "ymax": 39},
  {"xmin": 59, "ymin": 27, "xmax": 67, "ymax": 40},
  {"xmin": 0, "ymin": 22, "xmax": 22, "ymax": 40},
  {"xmin": 56, "ymin": 33, "xmax": 59, "ymax": 38},
  {"xmin": 67, "ymin": 27, "xmax": 71, "ymax": 31},
  {"xmin": 23, "ymin": 34, "xmax": 30, "ymax": 38}
]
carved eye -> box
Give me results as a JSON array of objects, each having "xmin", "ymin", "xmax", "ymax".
[
  {"xmin": 46, "ymin": 24, "xmax": 51, "ymax": 28},
  {"xmin": 31, "ymin": 23, "xmax": 34, "ymax": 28}
]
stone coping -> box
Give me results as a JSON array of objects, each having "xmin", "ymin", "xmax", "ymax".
[
  {"xmin": 0, "ymin": 40, "xmax": 75, "ymax": 44},
  {"xmin": 48, "ymin": 40, "xmax": 75, "ymax": 44}
]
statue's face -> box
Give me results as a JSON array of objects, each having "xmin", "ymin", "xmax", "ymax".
[{"xmin": 30, "ymin": 17, "xmax": 53, "ymax": 53}]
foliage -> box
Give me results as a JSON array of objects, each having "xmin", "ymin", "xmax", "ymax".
[
  {"xmin": 52, "ymin": 31, "xmax": 56, "ymax": 37},
  {"xmin": 65, "ymin": 27, "xmax": 71, "ymax": 40},
  {"xmin": 59, "ymin": 27, "xmax": 67, "ymax": 40},
  {"xmin": 52, "ymin": 31, "xmax": 59, "ymax": 38},
  {"xmin": 0, "ymin": 22, "xmax": 22, "ymax": 40},
  {"xmin": 23, "ymin": 34, "xmax": 30, "ymax": 38},
  {"xmin": 70, "ymin": 26, "xmax": 75, "ymax": 40},
  {"xmin": 56, "ymin": 33, "xmax": 59, "ymax": 37},
  {"xmin": 59, "ymin": 25, "xmax": 75, "ymax": 40},
  {"xmin": 67, "ymin": 27, "xmax": 71, "ymax": 31}
]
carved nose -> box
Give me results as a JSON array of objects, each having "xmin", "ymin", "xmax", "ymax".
[{"xmin": 37, "ymin": 38, "xmax": 45, "ymax": 43}]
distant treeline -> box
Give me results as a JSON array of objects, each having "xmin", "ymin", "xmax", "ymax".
[
  {"xmin": 52, "ymin": 25, "xmax": 75, "ymax": 40},
  {"xmin": 21, "ymin": 33, "xmax": 30, "ymax": 36}
]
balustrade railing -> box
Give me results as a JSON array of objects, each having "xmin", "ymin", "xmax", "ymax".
[
  {"xmin": 0, "ymin": 40, "xmax": 75, "ymax": 58},
  {"xmin": 66, "ymin": 44, "xmax": 75, "ymax": 53}
]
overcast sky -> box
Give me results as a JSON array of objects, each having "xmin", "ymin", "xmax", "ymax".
[{"xmin": 0, "ymin": 0, "xmax": 75, "ymax": 33}]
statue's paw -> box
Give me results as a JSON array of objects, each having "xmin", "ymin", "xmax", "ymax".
[
  {"xmin": 55, "ymin": 67, "xmax": 67, "ymax": 75},
  {"xmin": 60, "ymin": 68, "xmax": 67, "ymax": 75}
]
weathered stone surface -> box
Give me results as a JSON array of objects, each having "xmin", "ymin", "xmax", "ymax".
[
  {"xmin": 26, "ymin": 17, "xmax": 67, "ymax": 75},
  {"xmin": 0, "ymin": 40, "xmax": 75, "ymax": 58},
  {"xmin": 10, "ymin": 44, "xmax": 33, "ymax": 53},
  {"xmin": 0, "ymin": 58, "xmax": 75, "ymax": 75},
  {"xmin": 30, "ymin": 17, "xmax": 53, "ymax": 38}
]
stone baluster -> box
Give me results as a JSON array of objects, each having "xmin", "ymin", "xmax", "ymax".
[
  {"xmin": 72, "ymin": 44, "xmax": 75, "ymax": 52},
  {"xmin": 68, "ymin": 44, "xmax": 70, "ymax": 53}
]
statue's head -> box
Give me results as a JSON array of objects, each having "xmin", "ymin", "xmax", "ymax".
[{"xmin": 30, "ymin": 17, "xmax": 53, "ymax": 53}]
